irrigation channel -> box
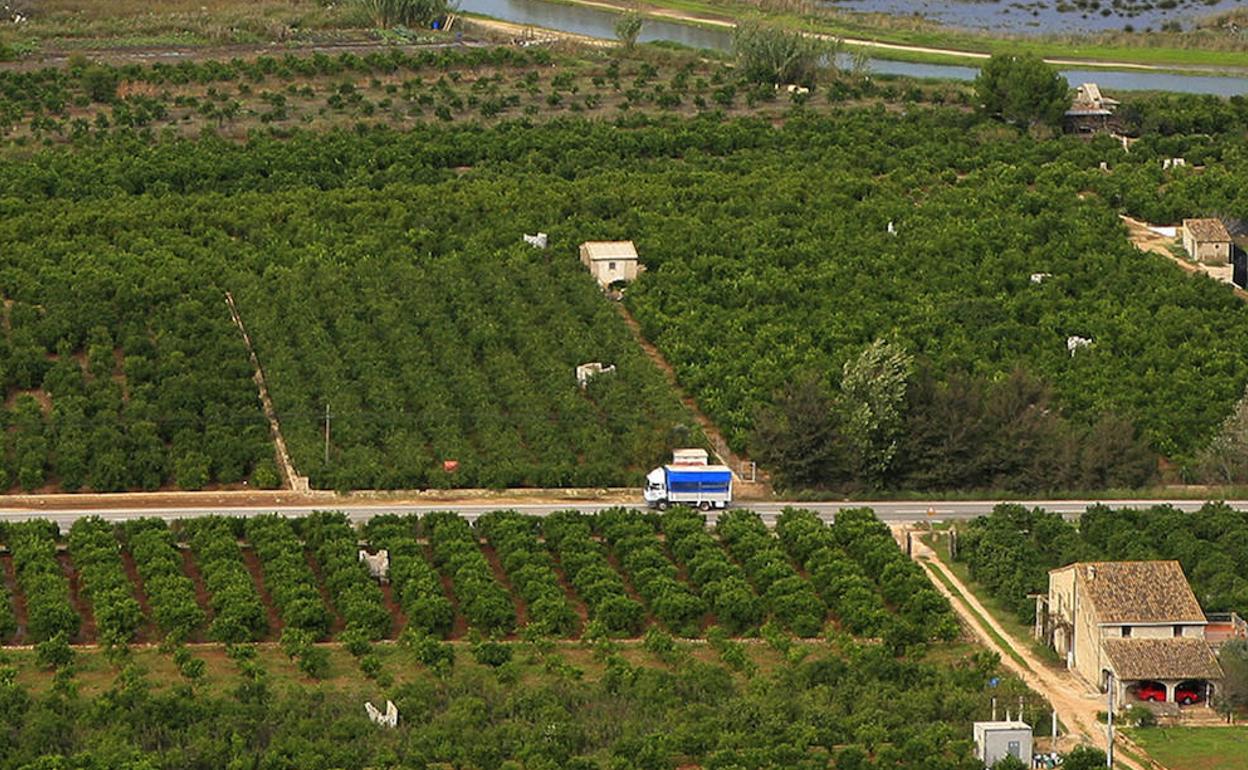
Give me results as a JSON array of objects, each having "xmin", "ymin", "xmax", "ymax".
[{"xmin": 460, "ymin": 0, "xmax": 1248, "ymax": 95}]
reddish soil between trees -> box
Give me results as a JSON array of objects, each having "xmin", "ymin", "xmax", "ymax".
[
  {"xmin": 305, "ymin": 551, "xmax": 345, "ymax": 639},
  {"xmin": 178, "ymin": 547, "xmax": 213, "ymax": 642},
  {"xmin": 57, "ymin": 550, "xmax": 97, "ymax": 644},
  {"xmin": 480, "ymin": 542, "xmax": 528, "ymax": 638},
  {"xmin": 119, "ymin": 548, "xmax": 160, "ymax": 644},
  {"xmin": 1, "ymin": 553, "xmax": 28, "ymax": 644},
  {"xmin": 424, "ymin": 542, "xmax": 468, "ymax": 640},
  {"xmin": 240, "ymin": 546, "xmax": 283, "ymax": 640},
  {"xmin": 378, "ymin": 581, "xmax": 406, "ymax": 639},
  {"xmin": 603, "ymin": 548, "xmax": 655, "ymax": 633},
  {"xmin": 549, "ymin": 557, "xmax": 590, "ymax": 639}
]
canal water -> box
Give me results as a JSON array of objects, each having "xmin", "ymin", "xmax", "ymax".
[
  {"xmin": 458, "ymin": 0, "xmax": 1248, "ymax": 95},
  {"xmin": 826, "ymin": 0, "xmax": 1245, "ymax": 37}
]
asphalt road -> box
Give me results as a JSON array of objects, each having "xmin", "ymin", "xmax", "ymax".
[{"xmin": 1, "ymin": 498, "xmax": 1244, "ymax": 530}]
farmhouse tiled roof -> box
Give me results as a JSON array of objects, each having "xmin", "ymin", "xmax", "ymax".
[
  {"xmin": 1054, "ymin": 561, "xmax": 1206, "ymax": 624},
  {"xmin": 1184, "ymin": 218, "xmax": 1231, "ymax": 243},
  {"xmin": 1102, "ymin": 638, "xmax": 1223, "ymax": 681}
]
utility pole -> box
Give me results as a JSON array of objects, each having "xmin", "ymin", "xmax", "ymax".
[
  {"xmin": 1106, "ymin": 673, "xmax": 1115, "ymax": 768},
  {"xmin": 324, "ymin": 404, "xmax": 331, "ymax": 465}
]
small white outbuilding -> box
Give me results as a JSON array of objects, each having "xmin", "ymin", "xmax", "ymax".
[
  {"xmin": 579, "ymin": 241, "xmax": 640, "ymax": 288},
  {"xmin": 973, "ymin": 721, "xmax": 1032, "ymax": 768}
]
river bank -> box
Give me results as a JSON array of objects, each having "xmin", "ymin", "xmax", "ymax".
[
  {"xmin": 511, "ymin": 0, "xmax": 1248, "ymax": 71},
  {"xmin": 460, "ymin": 0, "xmax": 1248, "ymax": 93}
]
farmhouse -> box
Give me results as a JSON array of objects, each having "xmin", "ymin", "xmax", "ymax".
[
  {"xmin": 579, "ymin": 241, "xmax": 640, "ymax": 288},
  {"xmin": 1034, "ymin": 561, "xmax": 1223, "ymax": 707},
  {"xmin": 1182, "ymin": 218, "xmax": 1232, "ymax": 265},
  {"xmin": 1064, "ymin": 83, "xmax": 1120, "ymax": 134}
]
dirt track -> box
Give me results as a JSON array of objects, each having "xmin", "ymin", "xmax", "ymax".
[{"xmin": 615, "ymin": 304, "xmax": 771, "ymax": 495}]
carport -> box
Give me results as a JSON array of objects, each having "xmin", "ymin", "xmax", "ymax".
[{"xmin": 1102, "ymin": 638, "xmax": 1223, "ymax": 709}]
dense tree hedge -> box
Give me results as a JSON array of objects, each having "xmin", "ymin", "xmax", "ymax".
[
  {"xmin": 659, "ymin": 509, "xmax": 762, "ymax": 634},
  {"xmin": 477, "ymin": 510, "xmax": 578, "ymax": 637},
  {"xmin": 716, "ymin": 510, "xmax": 826, "ymax": 637},
  {"xmin": 67, "ymin": 517, "xmax": 142, "ymax": 646},
  {"xmin": 300, "ymin": 512, "xmax": 391, "ymax": 640},
  {"xmin": 423, "ymin": 511, "xmax": 515, "ymax": 636},
  {"xmin": 596, "ymin": 508, "xmax": 706, "ymax": 636},
  {"xmin": 362, "ymin": 515, "xmax": 455, "ymax": 637},
  {"xmin": 0, "ymin": 524, "xmax": 16, "ymax": 641},
  {"xmin": 6, "ymin": 521, "xmax": 78, "ymax": 642},
  {"xmin": 776, "ymin": 508, "xmax": 894, "ymax": 637},
  {"xmin": 542, "ymin": 510, "xmax": 645, "ymax": 635},
  {"xmin": 828, "ymin": 509, "xmax": 959, "ymax": 642},
  {"xmin": 244, "ymin": 515, "xmax": 330, "ymax": 638},
  {"xmin": 182, "ymin": 517, "xmax": 267, "ymax": 642},
  {"xmin": 122, "ymin": 518, "xmax": 205, "ymax": 641}
]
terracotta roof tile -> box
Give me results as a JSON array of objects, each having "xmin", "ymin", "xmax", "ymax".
[
  {"xmin": 1102, "ymin": 638, "xmax": 1223, "ymax": 681},
  {"xmin": 1055, "ymin": 561, "xmax": 1206, "ymax": 624},
  {"xmin": 1184, "ymin": 218, "xmax": 1231, "ymax": 243}
]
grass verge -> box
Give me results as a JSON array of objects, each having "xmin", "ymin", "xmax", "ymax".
[
  {"xmin": 1126, "ymin": 726, "xmax": 1248, "ymax": 770},
  {"xmin": 922, "ymin": 529, "xmax": 1067, "ymax": 672},
  {"xmin": 920, "ymin": 551, "xmax": 1032, "ymax": 673}
]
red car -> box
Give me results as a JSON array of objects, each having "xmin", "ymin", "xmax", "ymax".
[
  {"xmin": 1175, "ymin": 683, "xmax": 1204, "ymax": 706},
  {"xmin": 1132, "ymin": 682, "xmax": 1204, "ymax": 705},
  {"xmin": 1135, "ymin": 682, "xmax": 1166, "ymax": 702}
]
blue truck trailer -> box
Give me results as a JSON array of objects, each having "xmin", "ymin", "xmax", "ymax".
[{"xmin": 643, "ymin": 463, "xmax": 733, "ymax": 510}]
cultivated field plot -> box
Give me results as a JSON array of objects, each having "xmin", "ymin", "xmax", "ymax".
[
  {"xmin": 0, "ymin": 626, "xmax": 1044, "ymax": 770},
  {"xmin": 0, "ymin": 212, "xmax": 275, "ymax": 493},
  {"xmin": 232, "ymin": 202, "xmax": 693, "ymax": 489},
  {"xmin": 620, "ymin": 119, "xmax": 1248, "ymax": 467},
  {"xmin": 0, "ymin": 508, "xmax": 955, "ymax": 647},
  {"xmin": 5, "ymin": 52, "xmax": 1248, "ymax": 492},
  {"xmin": 0, "ymin": 48, "xmax": 958, "ymax": 146}
]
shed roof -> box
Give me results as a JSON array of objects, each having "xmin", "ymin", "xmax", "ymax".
[
  {"xmin": 1052, "ymin": 561, "xmax": 1206, "ymax": 624},
  {"xmin": 581, "ymin": 241, "xmax": 638, "ymax": 261},
  {"xmin": 1183, "ymin": 219, "xmax": 1231, "ymax": 243},
  {"xmin": 1102, "ymin": 638, "xmax": 1223, "ymax": 681},
  {"xmin": 1067, "ymin": 82, "xmax": 1120, "ymax": 114}
]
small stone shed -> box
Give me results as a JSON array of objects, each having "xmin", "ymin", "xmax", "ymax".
[
  {"xmin": 1182, "ymin": 219, "xmax": 1232, "ymax": 265},
  {"xmin": 579, "ymin": 241, "xmax": 640, "ymax": 288}
]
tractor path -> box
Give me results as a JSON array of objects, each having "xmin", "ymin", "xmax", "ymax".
[{"xmin": 613, "ymin": 303, "xmax": 770, "ymax": 496}]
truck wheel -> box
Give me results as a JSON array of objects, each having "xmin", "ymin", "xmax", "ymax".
[
  {"xmin": 657, "ymin": 500, "xmax": 668, "ymax": 511},
  {"xmin": 698, "ymin": 501, "xmax": 711, "ymax": 511}
]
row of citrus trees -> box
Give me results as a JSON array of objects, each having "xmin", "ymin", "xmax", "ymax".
[
  {"xmin": 0, "ymin": 508, "xmax": 953, "ymax": 646},
  {"xmin": 0, "ymin": 47, "xmax": 553, "ymax": 125}
]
